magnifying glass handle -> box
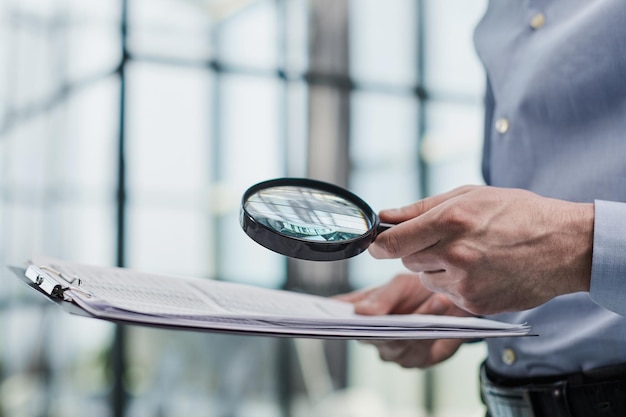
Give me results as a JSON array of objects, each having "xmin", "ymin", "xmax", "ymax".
[{"xmin": 377, "ymin": 222, "xmax": 395, "ymax": 232}]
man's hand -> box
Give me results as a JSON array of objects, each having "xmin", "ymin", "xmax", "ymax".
[
  {"xmin": 369, "ymin": 185, "xmax": 594, "ymax": 315},
  {"xmin": 336, "ymin": 274, "xmax": 469, "ymax": 369}
]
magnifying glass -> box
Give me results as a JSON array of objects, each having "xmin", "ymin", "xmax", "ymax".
[{"xmin": 240, "ymin": 178, "xmax": 393, "ymax": 261}]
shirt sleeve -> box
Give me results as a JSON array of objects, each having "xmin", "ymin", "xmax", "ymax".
[{"xmin": 589, "ymin": 200, "xmax": 626, "ymax": 316}]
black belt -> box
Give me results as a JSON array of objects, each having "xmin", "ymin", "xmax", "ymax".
[{"xmin": 480, "ymin": 363, "xmax": 626, "ymax": 417}]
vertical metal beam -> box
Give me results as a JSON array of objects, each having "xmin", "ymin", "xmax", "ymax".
[
  {"xmin": 306, "ymin": 0, "xmax": 351, "ymax": 189},
  {"xmin": 284, "ymin": 0, "xmax": 351, "ymax": 404},
  {"xmin": 210, "ymin": 27, "xmax": 224, "ymax": 278},
  {"xmin": 117, "ymin": 0, "xmax": 128, "ymax": 269},
  {"xmin": 416, "ymin": 2, "xmax": 435, "ymax": 415},
  {"xmin": 276, "ymin": 0, "xmax": 289, "ymax": 176},
  {"xmin": 112, "ymin": 0, "xmax": 129, "ymax": 416},
  {"xmin": 275, "ymin": 2, "xmax": 293, "ymax": 416},
  {"xmin": 287, "ymin": 0, "xmax": 351, "ymax": 295},
  {"xmin": 417, "ymin": 0, "xmax": 429, "ymax": 199}
]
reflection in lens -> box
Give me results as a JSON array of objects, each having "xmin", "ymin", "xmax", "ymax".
[{"xmin": 244, "ymin": 185, "xmax": 371, "ymax": 242}]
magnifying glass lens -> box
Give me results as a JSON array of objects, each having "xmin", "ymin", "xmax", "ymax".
[
  {"xmin": 241, "ymin": 178, "xmax": 385, "ymax": 261},
  {"xmin": 244, "ymin": 186, "xmax": 371, "ymax": 242}
]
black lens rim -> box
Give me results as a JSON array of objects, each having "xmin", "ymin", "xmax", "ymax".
[{"xmin": 240, "ymin": 177, "xmax": 381, "ymax": 261}]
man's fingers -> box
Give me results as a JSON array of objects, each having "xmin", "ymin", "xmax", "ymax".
[
  {"xmin": 370, "ymin": 185, "xmax": 487, "ymax": 260},
  {"xmin": 369, "ymin": 214, "xmax": 442, "ymax": 260},
  {"xmin": 371, "ymin": 186, "xmax": 480, "ymax": 260},
  {"xmin": 333, "ymin": 287, "xmax": 376, "ymax": 304},
  {"xmin": 375, "ymin": 340, "xmax": 432, "ymax": 367},
  {"xmin": 353, "ymin": 274, "xmax": 431, "ymax": 315},
  {"xmin": 426, "ymin": 339, "xmax": 465, "ymax": 367},
  {"xmin": 413, "ymin": 293, "xmax": 450, "ymax": 315},
  {"xmin": 371, "ymin": 338, "xmax": 463, "ymax": 369},
  {"xmin": 378, "ymin": 185, "xmax": 478, "ymax": 223},
  {"xmin": 414, "ymin": 292, "xmax": 473, "ymax": 317}
]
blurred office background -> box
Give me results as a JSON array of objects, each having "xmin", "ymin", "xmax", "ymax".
[{"xmin": 0, "ymin": 0, "xmax": 488, "ymax": 416}]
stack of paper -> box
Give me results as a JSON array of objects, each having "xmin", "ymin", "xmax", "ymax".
[{"xmin": 24, "ymin": 255, "xmax": 531, "ymax": 339}]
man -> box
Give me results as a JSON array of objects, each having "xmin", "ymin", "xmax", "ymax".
[{"xmin": 340, "ymin": 1, "xmax": 626, "ymax": 416}]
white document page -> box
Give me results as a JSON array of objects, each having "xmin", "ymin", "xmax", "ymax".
[{"xmin": 30, "ymin": 255, "xmax": 531, "ymax": 339}]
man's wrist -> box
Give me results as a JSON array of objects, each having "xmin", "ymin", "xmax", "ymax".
[{"xmin": 573, "ymin": 202, "xmax": 594, "ymax": 293}]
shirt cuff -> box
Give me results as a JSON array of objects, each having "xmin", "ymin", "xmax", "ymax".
[{"xmin": 590, "ymin": 200, "xmax": 626, "ymax": 316}]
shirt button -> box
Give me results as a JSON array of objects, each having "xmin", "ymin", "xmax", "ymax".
[
  {"xmin": 502, "ymin": 348, "xmax": 517, "ymax": 366},
  {"xmin": 495, "ymin": 117, "xmax": 510, "ymax": 134},
  {"xmin": 530, "ymin": 13, "xmax": 546, "ymax": 30}
]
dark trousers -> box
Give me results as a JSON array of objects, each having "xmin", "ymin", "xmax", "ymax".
[{"xmin": 481, "ymin": 363, "xmax": 626, "ymax": 417}]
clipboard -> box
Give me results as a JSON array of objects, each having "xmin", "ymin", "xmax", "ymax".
[
  {"xmin": 8, "ymin": 257, "xmax": 532, "ymax": 340},
  {"xmin": 9, "ymin": 265, "xmax": 94, "ymax": 319},
  {"xmin": 8, "ymin": 265, "xmax": 306, "ymax": 337}
]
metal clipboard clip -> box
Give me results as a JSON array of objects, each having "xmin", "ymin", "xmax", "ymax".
[{"xmin": 25, "ymin": 264, "xmax": 93, "ymax": 301}]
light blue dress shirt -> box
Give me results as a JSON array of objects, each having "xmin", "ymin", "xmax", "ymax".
[{"xmin": 474, "ymin": 0, "xmax": 626, "ymax": 377}]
